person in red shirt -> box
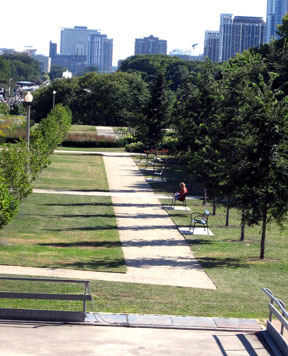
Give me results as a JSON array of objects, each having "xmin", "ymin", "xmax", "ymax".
[{"xmin": 172, "ymin": 182, "xmax": 188, "ymax": 201}]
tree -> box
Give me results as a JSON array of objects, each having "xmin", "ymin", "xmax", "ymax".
[
  {"xmin": 219, "ymin": 51, "xmax": 288, "ymax": 258},
  {"xmin": 49, "ymin": 65, "xmax": 68, "ymax": 81},
  {"xmin": 132, "ymin": 66, "xmax": 172, "ymax": 149},
  {"xmin": 173, "ymin": 60, "xmax": 222, "ymax": 206}
]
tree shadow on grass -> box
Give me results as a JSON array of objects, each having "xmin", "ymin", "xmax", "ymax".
[
  {"xmin": 39, "ymin": 241, "xmax": 122, "ymax": 248},
  {"xmin": 55, "ymin": 258, "xmax": 126, "ymax": 272},
  {"xmin": 42, "ymin": 203, "xmax": 160, "ymax": 208},
  {"xmin": 42, "ymin": 224, "xmax": 177, "ymax": 232},
  {"xmin": 197, "ymin": 257, "xmax": 249, "ymax": 269}
]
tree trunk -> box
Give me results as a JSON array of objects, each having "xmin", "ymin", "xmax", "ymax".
[
  {"xmin": 240, "ymin": 210, "xmax": 245, "ymax": 241},
  {"xmin": 203, "ymin": 186, "xmax": 207, "ymax": 205},
  {"xmin": 226, "ymin": 197, "xmax": 230, "ymax": 227},
  {"xmin": 213, "ymin": 195, "xmax": 216, "ymax": 215},
  {"xmin": 260, "ymin": 198, "xmax": 268, "ymax": 259}
]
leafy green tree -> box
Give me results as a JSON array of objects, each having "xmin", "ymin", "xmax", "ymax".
[
  {"xmin": 132, "ymin": 66, "xmax": 172, "ymax": 149},
  {"xmin": 0, "ymin": 176, "xmax": 19, "ymax": 229},
  {"xmin": 0, "ymin": 142, "xmax": 31, "ymax": 200},
  {"xmin": 49, "ymin": 65, "xmax": 68, "ymax": 81},
  {"xmin": 173, "ymin": 60, "xmax": 222, "ymax": 205},
  {"xmin": 119, "ymin": 54, "xmax": 204, "ymax": 91}
]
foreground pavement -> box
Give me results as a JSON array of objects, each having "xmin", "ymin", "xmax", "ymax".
[{"xmin": 0, "ymin": 321, "xmax": 273, "ymax": 356}]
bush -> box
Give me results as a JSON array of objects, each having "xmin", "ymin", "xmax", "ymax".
[
  {"xmin": 0, "ymin": 176, "xmax": 19, "ymax": 228},
  {"xmin": 125, "ymin": 141, "xmax": 146, "ymax": 152},
  {"xmin": 0, "ymin": 102, "xmax": 10, "ymax": 116}
]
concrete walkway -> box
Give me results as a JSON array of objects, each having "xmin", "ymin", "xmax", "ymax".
[
  {"xmin": 96, "ymin": 126, "xmax": 119, "ymax": 139},
  {"xmin": 0, "ymin": 321, "xmax": 272, "ymax": 356},
  {"xmin": 103, "ymin": 154, "xmax": 215, "ymax": 289}
]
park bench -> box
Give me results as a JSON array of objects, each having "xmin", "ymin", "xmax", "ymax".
[
  {"xmin": 190, "ymin": 209, "xmax": 211, "ymax": 234},
  {"xmin": 0, "ymin": 277, "xmax": 92, "ymax": 322}
]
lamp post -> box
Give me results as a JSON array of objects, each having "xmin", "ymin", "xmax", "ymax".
[
  {"xmin": 24, "ymin": 91, "xmax": 33, "ymax": 151},
  {"xmin": 8, "ymin": 78, "xmax": 13, "ymax": 98},
  {"xmin": 52, "ymin": 90, "xmax": 56, "ymax": 109}
]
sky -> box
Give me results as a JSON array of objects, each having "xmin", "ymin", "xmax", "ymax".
[{"xmin": 1, "ymin": 0, "xmax": 267, "ymax": 66}]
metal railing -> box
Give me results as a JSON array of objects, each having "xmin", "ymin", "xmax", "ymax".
[
  {"xmin": 0, "ymin": 277, "xmax": 92, "ymax": 322},
  {"xmin": 262, "ymin": 287, "xmax": 288, "ymax": 356}
]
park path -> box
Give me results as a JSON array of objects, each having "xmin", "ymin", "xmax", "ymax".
[
  {"xmin": 1, "ymin": 151, "xmax": 215, "ymax": 289},
  {"xmin": 102, "ymin": 154, "xmax": 216, "ymax": 289}
]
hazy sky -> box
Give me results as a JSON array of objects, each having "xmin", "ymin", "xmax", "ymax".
[{"xmin": 1, "ymin": 0, "xmax": 267, "ymax": 65}]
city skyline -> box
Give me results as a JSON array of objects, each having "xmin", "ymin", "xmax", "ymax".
[{"xmin": 1, "ymin": 0, "xmax": 266, "ymax": 65}]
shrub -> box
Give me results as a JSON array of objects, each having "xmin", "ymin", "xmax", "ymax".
[
  {"xmin": 125, "ymin": 141, "xmax": 146, "ymax": 152},
  {"xmin": 0, "ymin": 176, "xmax": 19, "ymax": 229},
  {"xmin": 0, "ymin": 102, "xmax": 10, "ymax": 116}
]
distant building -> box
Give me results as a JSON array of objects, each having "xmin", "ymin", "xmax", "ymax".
[
  {"xmin": 88, "ymin": 35, "xmax": 113, "ymax": 73},
  {"xmin": 219, "ymin": 14, "xmax": 233, "ymax": 62},
  {"xmin": 60, "ymin": 26, "xmax": 101, "ymax": 56},
  {"xmin": 51, "ymin": 54, "xmax": 87, "ymax": 74},
  {"xmin": 169, "ymin": 49, "xmax": 204, "ymax": 61},
  {"xmin": 49, "ymin": 41, "xmax": 57, "ymax": 58},
  {"xmin": 204, "ymin": 31, "xmax": 220, "ymax": 62},
  {"xmin": 232, "ymin": 16, "xmax": 265, "ymax": 56},
  {"xmin": 266, "ymin": 0, "xmax": 288, "ymax": 42},
  {"xmin": 34, "ymin": 54, "xmax": 51, "ymax": 73},
  {"xmin": 134, "ymin": 35, "xmax": 167, "ymax": 55},
  {"xmin": 59, "ymin": 26, "xmax": 113, "ymax": 73},
  {"xmin": 217, "ymin": 14, "xmax": 266, "ymax": 62}
]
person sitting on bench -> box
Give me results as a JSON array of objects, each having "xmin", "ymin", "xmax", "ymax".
[{"xmin": 172, "ymin": 182, "xmax": 188, "ymax": 201}]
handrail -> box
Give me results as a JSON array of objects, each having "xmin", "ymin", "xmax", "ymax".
[{"xmin": 262, "ymin": 288, "xmax": 288, "ymax": 320}]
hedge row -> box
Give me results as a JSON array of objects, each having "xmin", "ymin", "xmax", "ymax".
[{"xmin": 0, "ymin": 104, "xmax": 72, "ymax": 229}]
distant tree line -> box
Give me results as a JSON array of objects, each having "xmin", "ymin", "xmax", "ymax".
[{"xmin": 0, "ymin": 54, "xmax": 43, "ymax": 84}]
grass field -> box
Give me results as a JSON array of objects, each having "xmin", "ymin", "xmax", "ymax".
[
  {"xmin": 0, "ymin": 153, "xmax": 125, "ymax": 273},
  {"xmin": 0, "ymin": 149, "xmax": 287, "ymax": 320}
]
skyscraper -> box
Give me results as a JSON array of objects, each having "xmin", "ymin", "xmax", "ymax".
[
  {"xmin": 60, "ymin": 26, "xmax": 101, "ymax": 56},
  {"xmin": 265, "ymin": 0, "xmax": 288, "ymax": 42},
  {"xmin": 218, "ymin": 14, "xmax": 266, "ymax": 62},
  {"xmin": 88, "ymin": 35, "xmax": 113, "ymax": 73},
  {"xmin": 232, "ymin": 17, "xmax": 266, "ymax": 56},
  {"xmin": 59, "ymin": 26, "xmax": 113, "ymax": 73},
  {"xmin": 219, "ymin": 14, "xmax": 233, "ymax": 62},
  {"xmin": 204, "ymin": 31, "xmax": 220, "ymax": 62},
  {"xmin": 134, "ymin": 35, "xmax": 167, "ymax": 55}
]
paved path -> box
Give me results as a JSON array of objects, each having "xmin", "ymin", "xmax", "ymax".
[
  {"xmin": 102, "ymin": 154, "xmax": 215, "ymax": 289},
  {"xmin": 96, "ymin": 126, "xmax": 119, "ymax": 139}
]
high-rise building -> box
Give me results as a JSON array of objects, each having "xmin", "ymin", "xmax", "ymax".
[
  {"xmin": 219, "ymin": 14, "xmax": 233, "ymax": 62},
  {"xmin": 59, "ymin": 26, "xmax": 113, "ymax": 73},
  {"xmin": 218, "ymin": 14, "xmax": 266, "ymax": 62},
  {"xmin": 204, "ymin": 31, "xmax": 220, "ymax": 62},
  {"xmin": 60, "ymin": 26, "xmax": 101, "ymax": 56},
  {"xmin": 88, "ymin": 35, "xmax": 113, "ymax": 73},
  {"xmin": 265, "ymin": 0, "xmax": 288, "ymax": 42},
  {"xmin": 232, "ymin": 17, "xmax": 265, "ymax": 56},
  {"xmin": 49, "ymin": 41, "xmax": 57, "ymax": 58},
  {"xmin": 134, "ymin": 35, "xmax": 167, "ymax": 55}
]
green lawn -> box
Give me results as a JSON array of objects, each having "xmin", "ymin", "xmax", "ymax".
[
  {"xmin": 0, "ymin": 150, "xmax": 287, "ymax": 320},
  {"xmin": 33, "ymin": 153, "xmax": 109, "ymax": 191},
  {"xmin": 0, "ymin": 153, "xmax": 125, "ymax": 273}
]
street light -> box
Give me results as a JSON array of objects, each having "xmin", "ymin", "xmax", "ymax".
[
  {"xmin": 24, "ymin": 91, "xmax": 33, "ymax": 151},
  {"xmin": 52, "ymin": 90, "xmax": 56, "ymax": 109}
]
